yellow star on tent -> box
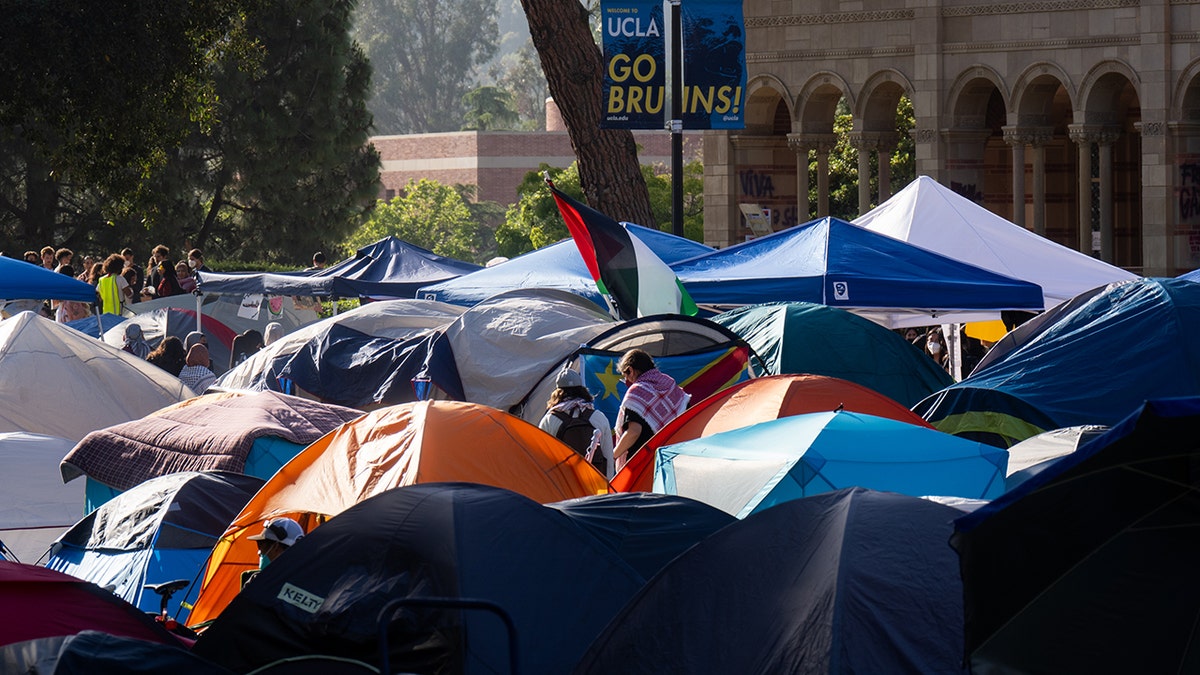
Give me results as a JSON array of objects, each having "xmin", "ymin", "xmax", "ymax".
[{"xmin": 595, "ymin": 360, "xmax": 624, "ymax": 401}]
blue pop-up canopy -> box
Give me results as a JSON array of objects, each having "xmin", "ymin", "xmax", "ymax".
[
  {"xmin": 417, "ymin": 223, "xmax": 713, "ymax": 310},
  {"xmin": 197, "ymin": 236, "xmax": 482, "ymax": 299},
  {"xmin": 672, "ymin": 216, "xmax": 1044, "ymax": 327},
  {"xmin": 0, "ymin": 256, "xmax": 97, "ymax": 303}
]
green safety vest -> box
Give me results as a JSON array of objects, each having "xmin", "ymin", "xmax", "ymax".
[{"xmin": 97, "ymin": 274, "xmax": 121, "ymax": 315}]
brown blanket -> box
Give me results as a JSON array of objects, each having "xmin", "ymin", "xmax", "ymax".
[{"xmin": 61, "ymin": 391, "xmax": 363, "ymax": 490}]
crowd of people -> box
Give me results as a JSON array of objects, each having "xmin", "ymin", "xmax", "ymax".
[
  {"xmin": 12, "ymin": 244, "xmax": 212, "ymax": 320},
  {"xmin": 7, "ymin": 242, "xmax": 286, "ymax": 394}
]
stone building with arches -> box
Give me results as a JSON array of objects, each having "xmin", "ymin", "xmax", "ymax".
[{"xmin": 702, "ymin": 0, "xmax": 1200, "ymax": 275}]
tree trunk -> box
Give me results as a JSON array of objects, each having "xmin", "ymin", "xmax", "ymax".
[{"xmin": 519, "ymin": 0, "xmax": 656, "ymax": 227}]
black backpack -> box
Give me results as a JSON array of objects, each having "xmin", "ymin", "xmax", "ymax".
[{"xmin": 551, "ymin": 408, "xmax": 606, "ymax": 475}]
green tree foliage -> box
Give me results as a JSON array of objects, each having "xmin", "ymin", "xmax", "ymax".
[
  {"xmin": 347, "ymin": 179, "xmax": 485, "ymax": 262},
  {"xmin": 0, "ymin": 0, "xmax": 254, "ymax": 251},
  {"xmin": 133, "ymin": 0, "xmax": 381, "ymax": 263},
  {"xmin": 462, "ymin": 87, "xmax": 521, "ymax": 131},
  {"xmin": 814, "ymin": 96, "xmax": 915, "ymax": 221},
  {"xmin": 494, "ymin": 160, "xmax": 703, "ymax": 259},
  {"xmin": 356, "ymin": 0, "xmax": 500, "ymax": 134}
]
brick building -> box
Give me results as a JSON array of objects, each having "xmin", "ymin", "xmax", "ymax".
[{"xmin": 373, "ymin": 99, "xmax": 702, "ymax": 207}]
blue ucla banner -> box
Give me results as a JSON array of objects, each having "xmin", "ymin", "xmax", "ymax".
[{"xmin": 601, "ymin": 0, "xmax": 746, "ymax": 130}]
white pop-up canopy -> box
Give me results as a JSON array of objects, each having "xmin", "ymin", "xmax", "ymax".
[{"xmin": 853, "ymin": 176, "xmax": 1139, "ymax": 312}]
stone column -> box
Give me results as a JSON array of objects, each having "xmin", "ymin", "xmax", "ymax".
[
  {"xmin": 1003, "ymin": 126, "xmax": 1028, "ymax": 228},
  {"xmin": 812, "ymin": 135, "xmax": 837, "ymax": 217},
  {"xmin": 848, "ymin": 132, "xmax": 879, "ymax": 216},
  {"xmin": 787, "ymin": 134, "xmax": 811, "ymax": 223},
  {"xmin": 1030, "ymin": 127, "xmax": 1054, "ymax": 237},
  {"xmin": 877, "ymin": 133, "xmax": 899, "ymax": 202},
  {"xmin": 1097, "ymin": 129, "xmax": 1120, "ymax": 263},
  {"xmin": 1068, "ymin": 125, "xmax": 1096, "ymax": 255}
]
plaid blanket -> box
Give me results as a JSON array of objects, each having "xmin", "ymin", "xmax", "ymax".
[{"xmin": 61, "ymin": 391, "xmax": 363, "ymax": 490}]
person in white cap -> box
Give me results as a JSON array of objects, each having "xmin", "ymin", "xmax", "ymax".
[
  {"xmin": 538, "ymin": 368, "xmax": 614, "ymax": 479},
  {"xmin": 241, "ymin": 517, "xmax": 305, "ymax": 587}
]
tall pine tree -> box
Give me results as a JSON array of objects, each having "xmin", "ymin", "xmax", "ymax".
[{"xmin": 139, "ymin": 0, "xmax": 380, "ymax": 262}]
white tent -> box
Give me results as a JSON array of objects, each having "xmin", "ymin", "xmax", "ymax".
[
  {"xmin": 0, "ymin": 312, "xmax": 195, "ymax": 442},
  {"xmin": 853, "ymin": 176, "xmax": 1139, "ymax": 312},
  {"xmin": 0, "ymin": 432, "xmax": 83, "ymax": 564}
]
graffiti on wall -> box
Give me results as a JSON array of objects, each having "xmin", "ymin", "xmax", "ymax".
[
  {"xmin": 949, "ymin": 181, "xmax": 983, "ymax": 202},
  {"xmin": 1180, "ymin": 162, "xmax": 1200, "ymax": 222}
]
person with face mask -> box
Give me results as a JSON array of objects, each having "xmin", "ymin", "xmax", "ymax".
[
  {"xmin": 241, "ymin": 517, "xmax": 304, "ymax": 587},
  {"xmin": 924, "ymin": 327, "xmax": 950, "ymax": 373}
]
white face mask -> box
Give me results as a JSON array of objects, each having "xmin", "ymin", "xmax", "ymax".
[
  {"xmin": 188, "ymin": 259, "xmax": 197, "ymax": 269},
  {"xmin": 928, "ymin": 342, "xmax": 942, "ymax": 354}
]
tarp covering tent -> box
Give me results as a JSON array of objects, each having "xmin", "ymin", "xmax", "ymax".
[
  {"xmin": 712, "ymin": 302, "xmax": 954, "ymax": 407},
  {"xmin": 671, "ymin": 216, "xmax": 1045, "ymax": 328},
  {"xmin": 101, "ymin": 307, "xmax": 238, "ymax": 375},
  {"xmin": 915, "ymin": 278, "xmax": 1200, "ymax": 446},
  {"xmin": 187, "ymin": 400, "xmax": 610, "ymax": 625},
  {"xmin": 951, "ymin": 397, "xmax": 1200, "ymax": 673},
  {"xmin": 853, "ymin": 175, "xmax": 1139, "ymax": 311},
  {"xmin": 655, "ymin": 411, "xmax": 1007, "ymax": 518},
  {"xmin": 0, "ymin": 255, "xmax": 97, "ymax": 303},
  {"xmin": 212, "ymin": 299, "xmax": 465, "ymax": 408},
  {"xmin": 1004, "ymin": 424, "xmax": 1108, "ymax": 491},
  {"xmin": 613, "ymin": 374, "xmax": 936, "ymax": 493},
  {"xmin": 437, "ymin": 288, "xmax": 616, "ymax": 410},
  {"xmin": 0, "ymin": 433, "xmax": 82, "ymax": 564},
  {"xmin": 0, "ymin": 631, "xmax": 234, "ymax": 675},
  {"xmin": 192, "ymin": 483, "xmax": 645, "ymax": 674},
  {"xmin": 0, "ymin": 312, "xmax": 195, "ymax": 442},
  {"xmin": 0, "ymin": 561, "xmax": 180, "ymax": 648},
  {"xmin": 64, "ymin": 313, "xmax": 127, "ymax": 339},
  {"xmin": 129, "ymin": 292, "xmax": 319, "ymax": 339},
  {"xmin": 60, "ymin": 391, "xmax": 362, "ymax": 511},
  {"xmin": 546, "ymin": 492, "xmax": 735, "ymax": 579},
  {"xmin": 46, "ymin": 471, "xmax": 264, "ymax": 621},
  {"xmin": 417, "ymin": 224, "xmax": 714, "ymax": 310},
  {"xmin": 1181, "ymin": 267, "xmax": 1200, "ymax": 282},
  {"xmin": 574, "ymin": 488, "xmax": 968, "ymax": 674},
  {"xmin": 511, "ymin": 313, "xmax": 756, "ymax": 426},
  {"xmin": 196, "ymin": 236, "xmax": 482, "ymax": 299}
]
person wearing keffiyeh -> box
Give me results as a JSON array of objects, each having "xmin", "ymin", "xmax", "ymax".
[{"xmin": 613, "ymin": 348, "xmax": 690, "ymax": 471}]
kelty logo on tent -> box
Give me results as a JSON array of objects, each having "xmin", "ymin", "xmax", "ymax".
[
  {"xmin": 833, "ymin": 281, "xmax": 850, "ymax": 300},
  {"xmin": 278, "ymin": 582, "xmax": 324, "ymax": 613}
]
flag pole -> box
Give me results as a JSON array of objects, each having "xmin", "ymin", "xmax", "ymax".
[{"xmin": 668, "ymin": 0, "xmax": 684, "ymax": 237}]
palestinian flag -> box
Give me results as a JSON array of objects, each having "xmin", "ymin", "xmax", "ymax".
[{"xmin": 548, "ymin": 181, "xmax": 697, "ymax": 321}]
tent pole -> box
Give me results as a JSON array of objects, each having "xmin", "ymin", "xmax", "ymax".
[{"xmin": 195, "ymin": 291, "xmax": 203, "ymax": 334}]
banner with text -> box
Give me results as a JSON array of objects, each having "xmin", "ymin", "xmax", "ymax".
[{"xmin": 601, "ymin": 0, "xmax": 746, "ymax": 130}]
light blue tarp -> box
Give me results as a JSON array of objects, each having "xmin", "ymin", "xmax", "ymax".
[
  {"xmin": 417, "ymin": 224, "xmax": 713, "ymax": 309},
  {"xmin": 0, "ymin": 256, "xmax": 97, "ymax": 303},
  {"xmin": 197, "ymin": 236, "xmax": 481, "ymax": 299},
  {"xmin": 672, "ymin": 216, "xmax": 1044, "ymax": 315},
  {"xmin": 655, "ymin": 410, "xmax": 1007, "ymax": 518}
]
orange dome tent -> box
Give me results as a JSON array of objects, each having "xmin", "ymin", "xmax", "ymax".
[
  {"xmin": 187, "ymin": 400, "xmax": 609, "ymax": 625},
  {"xmin": 611, "ymin": 374, "xmax": 934, "ymax": 493}
]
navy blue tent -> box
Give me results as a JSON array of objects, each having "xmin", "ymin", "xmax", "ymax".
[
  {"xmin": 575, "ymin": 487, "xmax": 968, "ymax": 674},
  {"xmin": 197, "ymin": 237, "xmax": 481, "ymax": 299},
  {"xmin": 193, "ymin": 483, "xmax": 647, "ymax": 674},
  {"xmin": 672, "ymin": 217, "xmax": 1044, "ymax": 326},
  {"xmin": 0, "ymin": 256, "xmax": 97, "ymax": 303},
  {"xmin": 47, "ymin": 471, "xmax": 264, "ymax": 622},
  {"xmin": 417, "ymin": 224, "xmax": 713, "ymax": 310},
  {"xmin": 916, "ymin": 278, "xmax": 1200, "ymax": 446},
  {"xmin": 547, "ymin": 492, "xmax": 735, "ymax": 579},
  {"xmin": 0, "ymin": 631, "xmax": 233, "ymax": 675},
  {"xmin": 1179, "ymin": 267, "xmax": 1200, "ymax": 282},
  {"xmin": 951, "ymin": 397, "xmax": 1200, "ymax": 673}
]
